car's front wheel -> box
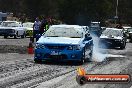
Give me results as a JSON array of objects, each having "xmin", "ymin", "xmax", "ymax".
[
  {"xmin": 79, "ymin": 48, "xmax": 85, "ymax": 65},
  {"xmin": 14, "ymin": 32, "xmax": 18, "ymax": 39},
  {"xmin": 120, "ymin": 42, "xmax": 126, "ymax": 49},
  {"xmin": 4, "ymin": 35, "xmax": 8, "ymax": 38},
  {"xmin": 34, "ymin": 59, "xmax": 41, "ymax": 63}
]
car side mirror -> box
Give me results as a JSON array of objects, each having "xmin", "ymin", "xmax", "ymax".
[
  {"xmin": 85, "ymin": 33, "xmax": 90, "ymax": 37},
  {"xmin": 85, "ymin": 34, "xmax": 92, "ymax": 40}
]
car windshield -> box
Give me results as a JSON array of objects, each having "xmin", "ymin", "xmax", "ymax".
[
  {"xmin": 23, "ymin": 23, "xmax": 33, "ymax": 28},
  {"xmin": 128, "ymin": 28, "xmax": 132, "ymax": 32},
  {"xmin": 44, "ymin": 26, "xmax": 83, "ymax": 38},
  {"xmin": 90, "ymin": 27, "xmax": 100, "ymax": 31},
  {"xmin": 1, "ymin": 22, "xmax": 21, "ymax": 27},
  {"xmin": 102, "ymin": 29, "xmax": 122, "ymax": 37}
]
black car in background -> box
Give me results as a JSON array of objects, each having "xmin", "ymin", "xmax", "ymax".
[
  {"xmin": 99, "ymin": 28, "xmax": 126, "ymax": 49},
  {"xmin": 127, "ymin": 28, "xmax": 132, "ymax": 42}
]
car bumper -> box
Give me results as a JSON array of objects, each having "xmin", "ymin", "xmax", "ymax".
[
  {"xmin": 0, "ymin": 32, "xmax": 16, "ymax": 36},
  {"xmin": 99, "ymin": 39, "xmax": 123, "ymax": 47},
  {"xmin": 34, "ymin": 48, "xmax": 83, "ymax": 61}
]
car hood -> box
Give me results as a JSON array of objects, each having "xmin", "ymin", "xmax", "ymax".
[
  {"xmin": 100, "ymin": 35, "xmax": 122, "ymax": 40},
  {"xmin": 37, "ymin": 36, "xmax": 82, "ymax": 45},
  {"xmin": 0, "ymin": 27, "xmax": 22, "ymax": 29}
]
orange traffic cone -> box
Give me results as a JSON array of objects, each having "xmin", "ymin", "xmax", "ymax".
[{"xmin": 28, "ymin": 38, "xmax": 34, "ymax": 54}]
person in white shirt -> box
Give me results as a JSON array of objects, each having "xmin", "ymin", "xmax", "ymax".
[{"xmin": 33, "ymin": 17, "xmax": 41, "ymax": 42}]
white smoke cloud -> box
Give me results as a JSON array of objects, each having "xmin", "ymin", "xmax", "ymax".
[
  {"xmin": 92, "ymin": 35, "xmax": 107, "ymax": 62},
  {"xmin": 91, "ymin": 33, "xmax": 126, "ymax": 62}
]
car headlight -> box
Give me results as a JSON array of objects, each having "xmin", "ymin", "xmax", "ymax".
[
  {"xmin": 115, "ymin": 39, "xmax": 121, "ymax": 41},
  {"xmin": 36, "ymin": 43, "xmax": 41, "ymax": 49},
  {"xmin": 67, "ymin": 46, "xmax": 73, "ymax": 50},
  {"xmin": 36, "ymin": 44, "xmax": 45, "ymax": 49},
  {"xmin": 40, "ymin": 44, "xmax": 45, "ymax": 49}
]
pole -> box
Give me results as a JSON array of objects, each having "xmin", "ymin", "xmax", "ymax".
[
  {"xmin": 115, "ymin": 0, "xmax": 118, "ymax": 24},
  {"xmin": 116, "ymin": 0, "xmax": 118, "ymax": 17}
]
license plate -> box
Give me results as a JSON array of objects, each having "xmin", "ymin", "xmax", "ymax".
[{"xmin": 51, "ymin": 51, "xmax": 60, "ymax": 55}]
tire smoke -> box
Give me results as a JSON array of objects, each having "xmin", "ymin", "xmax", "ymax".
[{"xmin": 92, "ymin": 35, "xmax": 107, "ymax": 62}]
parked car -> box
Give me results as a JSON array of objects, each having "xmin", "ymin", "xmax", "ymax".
[
  {"xmin": 34, "ymin": 25, "xmax": 93, "ymax": 64},
  {"xmin": 123, "ymin": 26, "xmax": 132, "ymax": 38},
  {"xmin": 127, "ymin": 28, "xmax": 132, "ymax": 42},
  {"xmin": 99, "ymin": 28, "xmax": 126, "ymax": 49},
  {"xmin": 0, "ymin": 21, "xmax": 26, "ymax": 38},
  {"xmin": 22, "ymin": 22, "xmax": 34, "ymax": 37}
]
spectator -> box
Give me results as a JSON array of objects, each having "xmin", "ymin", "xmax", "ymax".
[
  {"xmin": 116, "ymin": 24, "xmax": 123, "ymax": 29},
  {"xmin": 33, "ymin": 17, "xmax": 41, "ymax": 42},
  {"xmin": 39, "ymin": 17, "xmax": 47, "ymax": 35}
]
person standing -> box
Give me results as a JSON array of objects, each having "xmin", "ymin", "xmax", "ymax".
[
  {"xmin": 33, "ymin": 17, "xmax": 41, "ymax": 42},
  {"xmin": 39, "ymin": 17, "xmax": 47, "ymax": 35}
]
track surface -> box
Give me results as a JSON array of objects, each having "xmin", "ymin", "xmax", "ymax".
[{"xmin": 0, "ymin": 37, "xmax": 132, "ymax": 88}]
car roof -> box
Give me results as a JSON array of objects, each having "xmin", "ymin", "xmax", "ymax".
[
  {"xmin": 49, "ymin": 25, "xmax": 86, "ymax": 34},
  {"xmin": 3, "ymin": 21, "xmax": 19, "ymax": 22},
  {"xmin": 123, "ymin": 26, "xmax": 131, "ymax": 29},
  {"xmin": 51, "ymin": 25, "xmax": 82, "ymax": 28},
  {"xmin": 106, "ymin": 28, "xmax": 123, "ymax": 31}
]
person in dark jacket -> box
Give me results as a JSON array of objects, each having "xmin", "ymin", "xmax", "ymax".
[{"xmin": 39, "ymin": 18, "xmax": 47, "ymax": 35}]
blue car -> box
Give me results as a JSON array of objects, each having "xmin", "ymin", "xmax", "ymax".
[{"xmin": 34, "ymin": 25, "xmax": 93, "ymax": 64}]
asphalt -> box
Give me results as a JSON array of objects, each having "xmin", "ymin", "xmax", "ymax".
[{"xmin": 0, "ymin": 37, "xmax": 131, "ymax": 88}]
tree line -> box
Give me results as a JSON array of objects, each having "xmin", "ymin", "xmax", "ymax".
[{"xmin": 0, "ymin": 0, "xmax": 132, "ymax": 25}]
